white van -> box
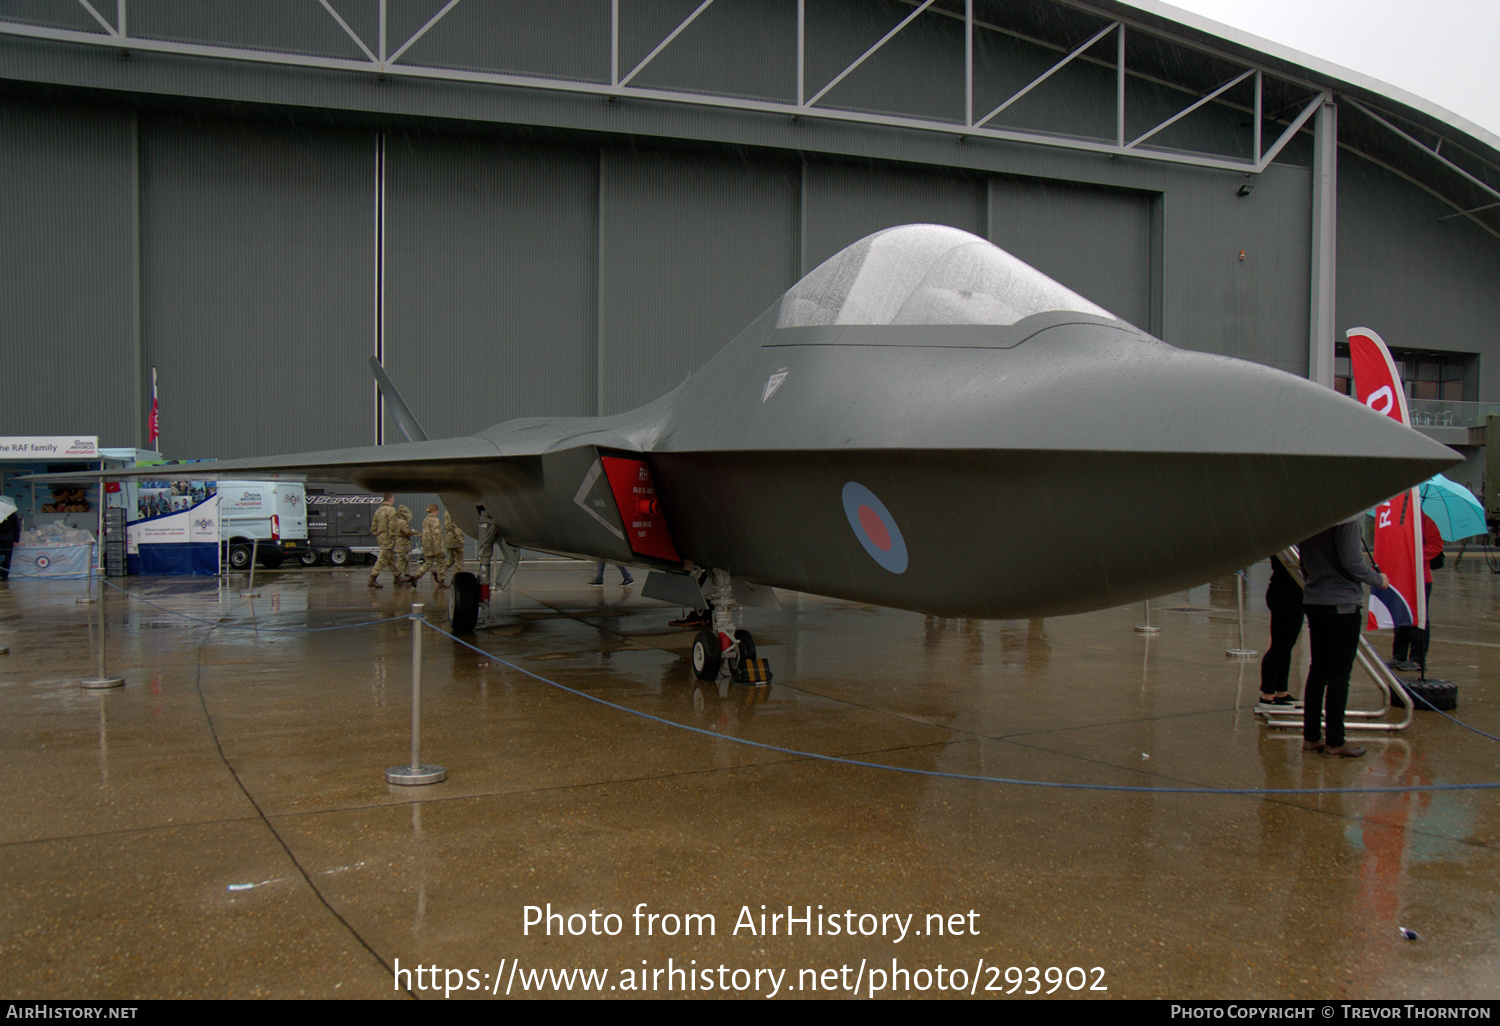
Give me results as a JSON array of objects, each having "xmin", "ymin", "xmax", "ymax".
[{"xmin": 218, "ymin": 480, "xmax": 309, "ymax": 569}]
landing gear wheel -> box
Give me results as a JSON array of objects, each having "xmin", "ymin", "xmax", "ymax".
[
  {"xmin": 691, "ymin": 629, "xmax": 722, "ymax": 681},
  {"xmin": 450, "ymin": 571, "xmax": 480, "ymax": 635},
  {"xmin": 1393, "ymin": 678, "xmax": 1458, "ymax": 711},
  {"xmin": 733, "ymin": 629, "xmax": 756, "ymax": 664},
  {"xmin": 299, "ymin": 549, "xmax": 320, "ymax": 566},
  {"xmin": 327, "ymin": 546, "xmax": 351, "ymax": 567}
]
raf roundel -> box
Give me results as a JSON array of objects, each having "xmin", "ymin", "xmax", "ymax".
[{"xmin": 842, "ymin": 481, "xmax": 908, "ymax": 574}]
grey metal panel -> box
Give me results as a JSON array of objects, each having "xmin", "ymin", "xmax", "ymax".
[
  {"xmin": 597, "ymin": 146, "xmax": 797, "ymax": 414},
  {"xmin": 628, "ymin": 0, "xmax": 797, "ymax": 103},
  {"xmin": 130, "ymin": 0, "xmax": 370, "ymax": 61},
  {"xmin": 988, "ymin": 176, "xmax": 1151, "ymax": 330},
  {"xmin": 382, "ymin": 134, "xmax": 598, "ymax": 436},
  {"xmin": 802, "ymin": 160, "xmax": 984, "ymax": 271},
  {"xmin": 0, "ymin": 98, "xmax": 136, "ymax": 441},
  {"xmin": 138, "ymin": 117, "xmax": 373, "ymax": 459},
  {"xmin": 0, "ymin": 0, "xmax": 105, "ymax": 33},
  {"xmin": 399, "ymin": 0, "xmax": 609, "ymax": 83},
  {"xmin": 1336, "ymin": 151, "xmax": 1500, "ymax": 400},
  {"xmin": 1156, "ymin": 160, "xmax": 1312, "ymax": 371}
]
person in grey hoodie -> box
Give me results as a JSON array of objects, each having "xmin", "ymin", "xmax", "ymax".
[{"xmin": 1299, "ymin": 518, "xmax": 1388, "ymax": 758}]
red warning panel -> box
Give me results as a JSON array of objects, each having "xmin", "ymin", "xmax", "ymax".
[{"xmin": 600, "ymin": 455, "xmax": 681, "ymax": 563}]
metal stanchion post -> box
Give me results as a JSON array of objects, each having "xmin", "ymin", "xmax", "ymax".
[
  {"xmin": 81, "ymin": 578, "xmax": 123, "ymax": 689},
  {"xmin": 1226, "ymin": 569, "xmax": 1257, "ymax": 659},
  {"xmin": 1134, "ymin": 600, "xmax": 1160, "ymax": 634},
  {"xmin": 78, "ymin": 493, "xmax": 100, "ymax": 605},
  {"xmin": 386, "ymin": 603, "xmax": 446, "ymax": 785},
  {"xmin": 243, "ymin": 538, "xmax": 259, "ymax": 596}
]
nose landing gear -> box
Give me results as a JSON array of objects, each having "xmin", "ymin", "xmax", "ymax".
[{"xmin": 689, "ymin": 569, "xmax": 772, "ymax": 684}]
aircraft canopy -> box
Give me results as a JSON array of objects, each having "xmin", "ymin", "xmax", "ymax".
[{"xmin": 776, "ymin": 224, "xmax": 1111, "ymax": 329}]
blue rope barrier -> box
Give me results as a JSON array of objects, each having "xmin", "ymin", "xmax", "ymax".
[{"xmin": 421, "ymin": 620, "xmax": 1500, "ymax": 797}]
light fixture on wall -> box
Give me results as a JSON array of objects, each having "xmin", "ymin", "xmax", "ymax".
[{"xmin": 1237, "ymin": 182, "xmax": 1254, "ymax": 197}]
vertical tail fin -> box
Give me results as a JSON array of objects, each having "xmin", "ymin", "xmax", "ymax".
[{"xmin": 369, "ymin": 356, "xmax": 429, "ymax": 443}]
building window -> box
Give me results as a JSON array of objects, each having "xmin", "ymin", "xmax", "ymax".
[{"xmin": 1332, "ymin": 344, "xmax": 1477, "ymax": 403}]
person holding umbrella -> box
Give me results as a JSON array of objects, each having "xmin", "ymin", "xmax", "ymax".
[{"xmin": 1391, "ymin": 511, "xmax": 1443, "ymax": 673}]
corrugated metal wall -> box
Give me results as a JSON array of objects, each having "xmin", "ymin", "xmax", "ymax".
[
  {"xmin": 139, "ymin": 117, "xmax": 373, "ymax": 459},
  {"xmin": 0, "ymin": 97, "xmax": 137, "ymax": 441},
  {"xmin": 1337, "ymin": 152, "xmax": 1500, "ymax": 400},
  {"xmin": 802, "ymin": 160, "xmax": 985, "ymax": 270},
  {"xmin": 0, "ymin": 101, "xmax": 1311, "ymax": 449},
  {"xmin": 383, "ymin": 134, "xmax": 599, "ymax": 435},
  {"xmin": 989, "ymin": 176, "xmax": 1153, "ymax": 331},
  {"xmin": 598, "ymin": 147, "xmax": 798, "ymax": 415}
]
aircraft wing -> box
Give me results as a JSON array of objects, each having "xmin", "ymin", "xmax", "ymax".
[{"xmin": 26, "ymin": 436, "xmax": 505, "ymax": 496}]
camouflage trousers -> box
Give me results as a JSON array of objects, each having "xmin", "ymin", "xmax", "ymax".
[
  {"xmin": 412, "ymin": 552, "xmax": 445, "ymax": 582},
  {"xmin": 372, "ymin": 546, "xmax": 408, "ymax": 580},
  {"xmin": 441, "ymin": 546, "xmax": 464, "ymax": 579}
]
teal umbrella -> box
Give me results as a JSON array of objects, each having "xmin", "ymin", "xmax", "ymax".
[{"xmin": 1418, "ymin": 473, "xmax": 1485, "ymax": 541}]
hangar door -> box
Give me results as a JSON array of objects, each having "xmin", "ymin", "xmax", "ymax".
[{"xmin": 989, "ymin": 177, "xmax": 1155, "ymax": 333}]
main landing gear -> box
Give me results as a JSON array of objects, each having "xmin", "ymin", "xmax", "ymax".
[{"xmin": 689, "ymin": 569, "xmax": 772, "ymax": 684}]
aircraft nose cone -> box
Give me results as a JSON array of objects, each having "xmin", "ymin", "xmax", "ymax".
[{"xmin": 1086, "ymin": 342, "xmax": 1460, "ymax": 581}]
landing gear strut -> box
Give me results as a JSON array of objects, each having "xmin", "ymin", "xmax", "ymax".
[{"xmin": 689, "ymin": 569, "xmax": 772, "ymax": 684}]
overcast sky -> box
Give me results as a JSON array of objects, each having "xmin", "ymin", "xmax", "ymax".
[{"xmin": 1122, "ymin": 0, "xmax": 1500, "ymax": 139}]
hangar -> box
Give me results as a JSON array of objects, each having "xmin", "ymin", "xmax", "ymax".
[
  {"xmin": 3, "ymin": 0, "xmax": 1500, "ymax": 1001},
  {"xmin": 3, "ymin": 0, "xmax": 1498, "ymax": 467}
]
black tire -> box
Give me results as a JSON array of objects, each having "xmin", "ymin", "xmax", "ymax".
[
  {"xmin": 228, "ymin": 544, "xmax": 252, "ymax": 571},
  {"xmin": 732, "ymin": 624, "xmax": 756, "ymax": 666},
  {"xmin": 259, "ymin": 549, "xmax": 285, "ymax": 569},
  {"xmin": 450, "ymin": 571, "xmax": 480, "ymax": 635},
  {"xmin": 691, "ymin": 629, "xmax": 721, "ymax": 681},
  {"xmin": 327, "ymin": 547, "xmax": 351, "ymax": 567},
  {"xmin": 1393, "ymin": 678, "xmax": 1458, "ymax": 711},
  {"xmin": 299, "ymin": 549, "xmax": 321, "ymax": 567}
]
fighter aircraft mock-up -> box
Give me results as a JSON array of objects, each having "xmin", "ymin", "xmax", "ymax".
[{"xmin": 38, "ymin": 225, "xmax": 1458, "ymax": 683}]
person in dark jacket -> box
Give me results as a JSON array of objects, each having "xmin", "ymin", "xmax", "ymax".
[
  {"xmin": 0, "ymin": 509, "xmax": 18, "ymax": 581},
  {"xmin": 1299, "ymin": 519, "xmax": 1388, "ymax": 758},
  {"xmin": 1259, "ymin": 556, "xmax": 1303, "ymax": 708}
]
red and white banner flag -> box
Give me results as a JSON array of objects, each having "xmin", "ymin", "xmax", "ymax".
[
  {"xmin": 147, "ymin": 366, "xmax": 160, "ymax": 450},
  {"xmin": 1347, "ymin": 327, "xmax": 1424, "ymax": 631}
]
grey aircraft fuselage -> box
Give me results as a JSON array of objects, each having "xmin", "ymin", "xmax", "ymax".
[{"xmin": 175, "ymin": 225, "xmax": 1457, "ymax": 620}]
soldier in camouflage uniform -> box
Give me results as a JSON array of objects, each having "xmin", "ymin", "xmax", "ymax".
[
  {"xmin": 368, "ymin": 495, "xmax": 397, "ymax": 588},
  {"xmin": 439, "ymin": 510, "xmax": 465, "ymax": 588},
  {"xmin": 392, "ymin": 505, "xmax": 416, "ymax": 585},
  {"xmin": 411, "ymin": 504, "xmax": 444, "ymax": 586}
]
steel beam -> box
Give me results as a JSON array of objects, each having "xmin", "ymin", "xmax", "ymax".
[
  {"xmin": 389, "ymin": 0, "xmax": 462, "ymax": 66},
  {"xmin": 1308, "ymin": 98, "xmax": 1337, "ymax": 389},
  {"xmin": 1127, "ymin": 69, "xmax": 1252, "ymax": 149},
  {"xmin": 1345, "ymin": 97, "xmax": 1500, "ymax": 206},
  {"xmin": 1253, "ymin": 90, "xmax": 1324, "ymax": 173},
  {"xmin": 74, "ymin": 0, "xmax": 115, "ymax": 36},
  {"xmin": 975, "ymin": 21, "xmax": 1118, "ymax": 129},
  {"xmin": 620, "ymin": 0, "xmax": 716, "ymax": 89},
  {"xmin": 806, "ymin": 0, "xmax": 936, "ymax": 108},
  {"xmin": 317, "ymin": 0, "xmax": 377, "ymax": 65},
  {"xmin": 0, "ymin": 17, "xmax": 1282, "ymax": 175}
]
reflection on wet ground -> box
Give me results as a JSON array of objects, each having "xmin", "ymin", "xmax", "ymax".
[{"xmin": 1, "ymin": 560, "xmax": 1498, "ymax": 998}]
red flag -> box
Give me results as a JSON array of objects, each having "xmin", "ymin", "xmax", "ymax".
[
  {"xmin": 1346, "ymin": 328, "xmax": 1424, "ymax": 631},
  {"xmin": 147, "ymin": 366, "xmax": 159, "ymax": 450}
]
